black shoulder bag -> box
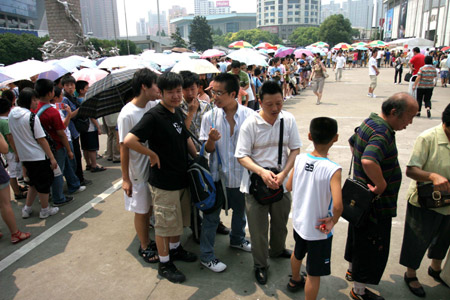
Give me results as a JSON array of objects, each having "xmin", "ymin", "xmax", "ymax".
[
  {"xmin": 417, "ymin": 182, "xmax": 450, "ymax": 208},
  {"xmin": 249, "ymin": 118, "xmax": 284, "ymax": 205}
]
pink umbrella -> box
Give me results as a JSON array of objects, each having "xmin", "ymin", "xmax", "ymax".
[
  {"xmin": 294, "ymin": 49, "xmax": 313, "ymax": 58},
  {"xmin": 275, "ymin": 47, "xmax": 295, "ymax": 58},
  {"xmin": 201, "ymin": 49, "xmax": 225, "ymax": 59},
  {"xmin": 72, "ymin": 68, "xmax": 109, "ymax": 86}
]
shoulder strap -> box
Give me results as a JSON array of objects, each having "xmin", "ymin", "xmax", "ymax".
[
  {"xmin": 29, "ymin": 112, "xmax": 36, "ymax": 139},
  {"xmin": 278, "ymin": 117, "xmax": 284, "ymax": 169},
  {"xmin": 348, "ymin": 126, "xmax": 359, "ymax": 178},
  {"xmin": 37, "ymin": 104, "xmax": 52, "ymax": 117}
]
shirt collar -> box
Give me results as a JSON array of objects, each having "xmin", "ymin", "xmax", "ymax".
[
  {"xmin": 436, "ymin": 125, "xmax": 450, "ymax": 145},
  {"xmin": 370, "ymin": 112, "xmax": 394, "ymax": 133},
  {"xmin": 255, "ymin": 111, "xmax": 283, "ymax": 125}
]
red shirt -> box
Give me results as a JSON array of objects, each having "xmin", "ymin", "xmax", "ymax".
[
  {"xmin": 410, "ymin": 54, "xmax": 425, "ymax": 75},
  {"xmin": 32, "ymin": 102, "xmax": 65, "ymax": 150}
]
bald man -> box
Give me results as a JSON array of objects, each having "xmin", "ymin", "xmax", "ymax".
[{"xmin": 344, "ymin": 93, "xmax": 418, "ymax": 300}]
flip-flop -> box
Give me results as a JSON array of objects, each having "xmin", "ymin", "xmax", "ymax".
[{"xmin": 287, "ymin": 273, "xmax": 306, "ymax": 292}]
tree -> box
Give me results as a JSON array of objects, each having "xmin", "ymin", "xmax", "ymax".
[
  {"xmin": 161, "ymin": 30, "xmax": 166, "ymax": 37},
  {"xmin": 171, "ymin": 27, "xmax": 187, "ymax": 48},
  {"xmin": 289, "ymin": 27, "xmax": 320, "ymax": 46},
  {"xmin": 213, "ymin": 27, "xmax": 223, "ymax": 36},
  {"xmin": 0, "ymin": 33, "xmax": 48, "ymax": 65},
  {"xmin": 319, "ymin": 14, "xmax": 353, "ymax": 46},
  {"xmin": 88, "ymin": 38, "xmax": 138, "ymax": 55},
  {"xmin": 188, "ymin": 16, "xmax": 213, "ymax": 51}
]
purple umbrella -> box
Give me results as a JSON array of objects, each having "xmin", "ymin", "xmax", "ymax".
[
  {"xmin": 294, "ymin": 49, "xmax": 313, "ymax": 58},
  {"xmin": 275, "ymin": 47, "xmax": 295, "ymax": 58}
]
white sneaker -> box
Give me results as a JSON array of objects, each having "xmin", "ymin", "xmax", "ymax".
[
  {"xmin": 230, "ymin": 240, "xmax": 251, "ymax": 252},
  {"xmin": 367, "ymin": 93, "xmax": 372, "ymax": 97},
  {"xmin": 201, "ymin": 258, "xmax": 227, "ymax": 273},
  {"xmin": 22, "ymin": 206, "xmax": 32, "ymax": 219},
  {"xmin": 40, "ymin": 206, "xmax": 59, "ymax": 219},
  {"xmin": 372, "ymin": 94, "xmax": 377, "ymax": 98},
  {"xmin": 72, "ymin": 186, "xmax": 86, "ymax": 194}
]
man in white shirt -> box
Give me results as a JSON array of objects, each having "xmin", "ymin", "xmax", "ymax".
[
  {"xmin": 118, "ymin": 69, "xmax": 161, "ymax": 264},
  {"xmin": 333, "ymin": 51, "xmax": 346, "ymax": 81},
  {"xmin": 235, "ymin": 81, "xmax": 301, "ymax": 285},
  {"xmin": 198, "ymin": 73, "xmax": 256, "ymax": 273},
  {"xmin": 368, "ymin": 50, "xmax": 380, "ymax": 98}
]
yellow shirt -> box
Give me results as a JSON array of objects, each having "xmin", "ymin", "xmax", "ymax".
[{"xmin": 406, "ymin": 124, "xmax": 450, "ymax": 215}]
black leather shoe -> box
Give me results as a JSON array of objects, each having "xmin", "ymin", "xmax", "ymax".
[
  {"xmin": 277, "ymin": 249, "xmax": 292, "ymax": 258},
  {"xmin": 255, "ymin": 267, "xmax": 268, "ymax": 285},
  {"xmin": 428, "ymin": 266, "xmax": 448, "ymax": 286},
  {"xmin": 404, "ymin": 273, "xmax": 426, "ymax": 297},
  {"xmin": 217, "ymin": 221, "xmax": 230, "ymax": 235}
]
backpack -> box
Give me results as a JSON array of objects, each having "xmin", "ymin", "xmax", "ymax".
[
  {"xmin": 187, "ymin": 144, "xmax": 217, "ymax": 213},
  {"xmin": 65, "ymin": 96, "xmax": 89, "ymax": 133},
  {"xmin": 30, "ymin": 104, "xmax": 56, "ymax": 154}
]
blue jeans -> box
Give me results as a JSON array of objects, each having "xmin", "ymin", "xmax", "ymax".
[
  {"xmin": 52, "ymin": 147, "xmax": 80, "ymax": 203},
  {"xmin": 200, "ymin": 188, "xmax": 247, "ymax": 262}
]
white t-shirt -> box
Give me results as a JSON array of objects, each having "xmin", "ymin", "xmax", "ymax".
[
  {"xmin": 369, "ymin": 57, "xmax": 378, "ymax": 75},
  {"xmin": 235, "ymin": 111, "xmax": 302, "ymax": 193},
  {"xmin": 291, "ymin": 153, "xmax": 341, "ymax": 241},
  {"xmin": 245, "ymin": 73, "xmax": 255, "ymax": 101},
  {"xmin": 376, "ymin": 51, "xmax": 384, "ymax": 59},
  {"xmin": 51, "ymin": 104, "xmax": 71, "ymax": 142},
  {"xmin": 8, "ymin": 106, "xmax": 46, "ymax": 161},
  {"xmin": 335, "ymin": 56, "xmax": 346, "ymax": 69},
  {"xmin": 118, "ymin": 100, "xmax": 157, "ymax": 183}
]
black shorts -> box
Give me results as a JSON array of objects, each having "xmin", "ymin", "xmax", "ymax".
[
  {"xmin": 80, "ymin": 131, "xmax": 99, "ymax": 151},
  {"xmin": 23, "ymin": 159, "xmax": 54, "ymax": 194},
  {"xmin": 293, "ymin": 230, "xmax": 333, "ymax": 276}
]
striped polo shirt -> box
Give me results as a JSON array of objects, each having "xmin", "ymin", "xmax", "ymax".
[
  {"xmin": 348, "ymin": 113, "xmax": 402, "ymax": 218},
  {"xmin": 417, "ymin": 65, "xmax": 437, "ymax": 89}
]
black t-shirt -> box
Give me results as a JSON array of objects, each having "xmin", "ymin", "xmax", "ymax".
[{"xmin": 130, "ymin": 103, "xmax": 189, "ymax": 190}]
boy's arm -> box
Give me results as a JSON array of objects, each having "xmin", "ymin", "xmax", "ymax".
[
  {"xmin": 56, "ymin": 129, "xmax": 73, "ymax": 160},
  {"xmin": 124, "ymin": 133, "xmax": 160, "ymax": 168},
  {"xmin": 317, "ymin": 169, "xmax": 343, "ymax": 233},
  {"xmin": 120, "ymin": 143, "xmax": 132, "ymax": 197},
  {"xmin": 6, "ymin": 134, "xmax": 20, "ymax": 161},
  {"xmin": 286, "ymin": 167, "xmax": 294, "ymax": 192},
  {"xmin": 36, "ymin": 137, "xmax": 58, "ymax": 169},
  {"xmin": 187, "ymin": 137, "xmax": 197, "ymax": 158},
  {"xmin": 90, "ymin": 118, "xmax": 102, "ymax": 134}
]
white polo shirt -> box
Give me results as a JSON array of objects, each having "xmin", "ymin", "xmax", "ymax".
[{"xmin": 235, "ymin": 110, "xmax": 302, "ymax": 194}]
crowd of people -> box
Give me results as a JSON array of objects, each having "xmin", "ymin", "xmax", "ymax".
[{"xmin": 0, "ymin": 45, "xmax": 449, "ymax": 300}]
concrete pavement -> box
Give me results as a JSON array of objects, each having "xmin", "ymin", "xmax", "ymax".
[{"xmin": 1, "ymin": 66, "xmax": 449, "ymax": 300}]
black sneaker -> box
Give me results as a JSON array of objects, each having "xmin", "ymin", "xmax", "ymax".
[
  {"xmin": 80, "ymin": 179, "xmax": 93, "ymax": 186},
  {"xmin": 350, "ymin": 288, "xmax": 385, "ymax": 300},
  {"xmin": 53, "ymin": 196, "xmax": 75, "ymax": 207},
  {"xmin": 158, "ymin": 261, "xmax": 186, "ymax": 283},
  {"xmin": 169, "ymin": 245, "xmax": 197, "ymax": 262}
]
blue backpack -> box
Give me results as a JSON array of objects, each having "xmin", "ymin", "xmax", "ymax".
[{"xmin": 187, "ymin": 144, "xmax": 217, "ymax": 212}]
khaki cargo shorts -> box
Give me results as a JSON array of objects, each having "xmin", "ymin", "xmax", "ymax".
[
  {"xmin": 150, "ymin": 186, "xmax": 191, "ymax": 237},
  {"xmin": 369, "ymin": 75, "xmax": 377, "ymax": 89}
]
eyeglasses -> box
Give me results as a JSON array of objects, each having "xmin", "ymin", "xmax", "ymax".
[{"xmin": 210, "ymin": 90, "xmax": 227, "ymax": 96}]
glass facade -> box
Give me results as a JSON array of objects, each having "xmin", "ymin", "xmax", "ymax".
[{"xmin": 0, "ymin": 0, "xmax": 37, "ymax": 19}]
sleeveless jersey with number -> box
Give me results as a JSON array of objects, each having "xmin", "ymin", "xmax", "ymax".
[{"xmin": 292, "ymin": 153, "xmax": 341, "ymax": 241}]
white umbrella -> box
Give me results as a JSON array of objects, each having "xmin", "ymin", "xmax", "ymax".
[
  {"xmin": 0, "ymin": 69, "xmax": 14, "ymax": 85},
  {"xmin": 97, "ymin": 55, "xmax": 139, "ymax": 70},
  {"xmin": 227, "ymin": 48, "xmax": 268, "ymax": 67},
  {"xmin": 171, "ymin": 59, "xmax": 220, "ymax": 74},
  {"xmin": 140, "ymin": 52, "xmax": 177, "ymax": 69},
  {"xmin": 72, "ymin": 68, "xmax": 110, "ymax": 86},
  {"xmin": 57, "ymin": 55, "xmax": 93, "ymax": 71},
  {"xmin": 201, "ymin": 49, "xmax": 226, "ymax": 59},
  {"xmin": 0, "ymin": 60, "xmax": 52, "ymax": 82}
]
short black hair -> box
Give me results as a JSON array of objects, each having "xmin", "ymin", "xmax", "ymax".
[
  {"xmin": 1, "ymin": 89, "xmax": 15, "ymax": 103},
  {"xmin": 442, "ymin": 103, "xmax": 450, "ymax": 127},
  {"xmin": 259, "ymin": 80, "xmax": 283, "ymax": 102},
  {"xmin": 254, "ymin": 68, "xmax": 261, "ymax": 76},
  {"xmin": 310, "ymin": 117, "xmax": 338, "ymax": 145},
  {"xmin": 179, "ymin": 71, "xmax": 200, "ymax": 89},
  {"xmin": 75, "ymin": 80, "xmax": 89, "ymax": 93},
  {"xmin": 213, "ymin": 73, "xmax": 239, "ymax": 98},
  {"xmin": 240, "ymin": 62, "xmax": 247, "ymax": 67},
  {"xmin": 131, "ymin": 68, "xmax": 158, "ymax": 98},
  {"xmin": 0, "ymin": 98, "xmax": 12, "ymax": 114},
  {"xmin": 35, "ymin": 79, "xmax": 54, "ymax": 98},
  {"xmin": 61, "ymin": 75, "xmax": 76, "ymax": 86},
  {"xmin": 424, "ymin": 55, "xmax": 433, "ymax": 65},
  {"xmin": 231, "ymin": 60, "xmax": 241, "ymax": 69},
  {"xmin": 413, "ymin": 47, "xmax": 420, "ymax": 54},
  {"xmin": 54, "ymin": 86, "xmax": 62, "ymax": 98},
  {"xmin": 15, "ymin": 80, "xmax": 34, "ymax": 92},
  {"xmin": 17, "ymin": 87, "xmax": 38, "ymax": 109},
  {"xmin": 157, "ymin": 72, "xmax": 183, "ymax": 92}
]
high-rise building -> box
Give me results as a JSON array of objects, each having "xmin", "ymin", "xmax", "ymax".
[
  {"xmin": 257, "ymin": 0, "xmax": 320, "ymax": 40},
  {"xmin": 148, "ymin": 10, "xmax": 167, "ymax": 36},
  {"xmin": 0, "ymin": 0, "xmax": 37, "ymax": 30},
  {"xmin": 194, "ymin": 0, "xmax": 231, "ymax": 16},
  {"xmin": 136, "ymin": 18, "xmax": 146, "ymax": 36},
  {"xmin": 168, "ymin": 5, "xmax": 187, "ymax": 35},
  {"xmin": 80, "ymin": 0, "xmax": 119, "ymax": 39}
]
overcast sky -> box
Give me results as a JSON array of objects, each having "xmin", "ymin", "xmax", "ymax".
[{"xmin": 116, "ymin": 0, "xmax": 257, "ymax": 36}]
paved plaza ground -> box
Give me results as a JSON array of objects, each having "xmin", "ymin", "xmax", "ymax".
[{"xmin": 0, "ymin": 66, "xmax": 449, "ymax": 300}]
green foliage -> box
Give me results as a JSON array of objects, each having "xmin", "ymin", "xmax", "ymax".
[
  {"xmin": 212, "ymin": 34, "xmax": 227, "ymax": 48},
  {"xmin": 213, "ymin": 27, "xmax": 223, "ymax": 36},
  {"xmin": 171, "ymin": 27, "xmax": 187, "ymax": 48},
  {"xmin": 161, "ymin": 30, "xmax": 166, "ymax": 37},
  {"xmin": 351, "ymin": 28, "xmax": 361, "ymax": 39},
  {"xmin": 319, "ymin": 14, "xmax": 353, "ymax": 46},
  {"xmin": 188, "ymin": 16, "xmax": 213, "ymax": 51},
  {"xmin": 0, "ymin": 33, "xmax": 48, "ymax": 65},
  {"xmin": 289, "ymin": 27, "xmax": 320, "ymax": 46},
  {"xmin": 222, "ymin": 29, "xmax": 281, "ymax": 46},
  {"xmin": 88, "ymin": 38, "xmax": 138, "ymax": 55}
]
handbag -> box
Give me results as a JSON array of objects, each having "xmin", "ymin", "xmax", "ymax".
[
  {"xmin": 342, "ymin": 130, "xmax": 380, "ymax": 227},
  {"xmin": 417, "ymin": 182, "xmax": 450, "ymax": 208},
  {"xmin": 404, "ymin": 72, "xmax": 412, "ymax": 82},
  {"xmin": 249, "ymin": 118, "xmax": 284, "ymax": 205}
]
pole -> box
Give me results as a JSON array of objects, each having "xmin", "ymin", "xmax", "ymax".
[
  {"xmin": 157, "ymin": 0, "xmax": 161, "ymax": 52},
  {"xmin": 123, "ymin": 0, "xmax": 130, "ymax": 54},
  {"xmin": 112, "ymin": 0, "xmax": 118, "ymax": 47}
]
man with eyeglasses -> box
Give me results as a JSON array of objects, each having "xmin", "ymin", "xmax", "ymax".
[{"xmin": 198, "ymin": 73, "xmax": 256, "ymax": 272}]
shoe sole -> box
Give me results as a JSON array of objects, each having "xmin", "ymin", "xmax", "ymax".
[
  {"xmin": 230, "ymin": 244, "xmax": 251, "ymax": 252},
  {"xmin": 200, "ymin": 261, "xmax": 226, "ymax": 273},
  {"xmin": 158, "ymin": 271, "xmax": 186, "ymax": 283}
]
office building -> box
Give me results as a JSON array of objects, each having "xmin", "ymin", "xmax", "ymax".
[
  {"xmin": 80, "ymin": 0, "xmax": 119, "ymax": 39},
  {"xmin": 168, "ymin": 5, "xmax": 187, "ymax": 35},
  {"xmin": 0, "ymin": 0, "xmax": 38, "ymax": 32},
  {"xmin": 194, "ymin": 0, "xmax": 231, "ymax": 16}
]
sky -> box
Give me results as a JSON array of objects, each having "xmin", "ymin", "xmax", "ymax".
[{"xmin": 116, "ymin": 0, "xmax": 257, "ymax": 36}]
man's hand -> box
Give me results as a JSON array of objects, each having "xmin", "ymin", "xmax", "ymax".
[
  {"xmin": 122, "ymin": 178, "xmax": 133, "ymax": 197},
  {"xmin": 188, "ymin": 99, "xmax": 199, "ymax": 114},
  {"xmin": 67, "ymin": 151, "xmax": 74, "ymax": 160},
  {"xmin": 149, "ymin": 152, "xmax": 160, "ymax": 169},
  {"xmin": 50, "ymin": 158, "xmax": 58, "ymax": 170},
  {"xmin": 260, "ymin": 169, "xmax": 279, "ymax": 190},
  {"xmin": 430, "ymin": 173, "xmax": 450, "ymax": 192},
  {"xmin": 367, "ymin": 180, "xmax": 387, "ymax": 195},
  {"xmin": 208, "ymin": 127, "xmax": 221, "ymax": 142}
]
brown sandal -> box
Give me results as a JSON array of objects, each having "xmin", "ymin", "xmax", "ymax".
[{"xmin": 11, "ymin": 230, "xmax": 31, "ymax": 244}]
